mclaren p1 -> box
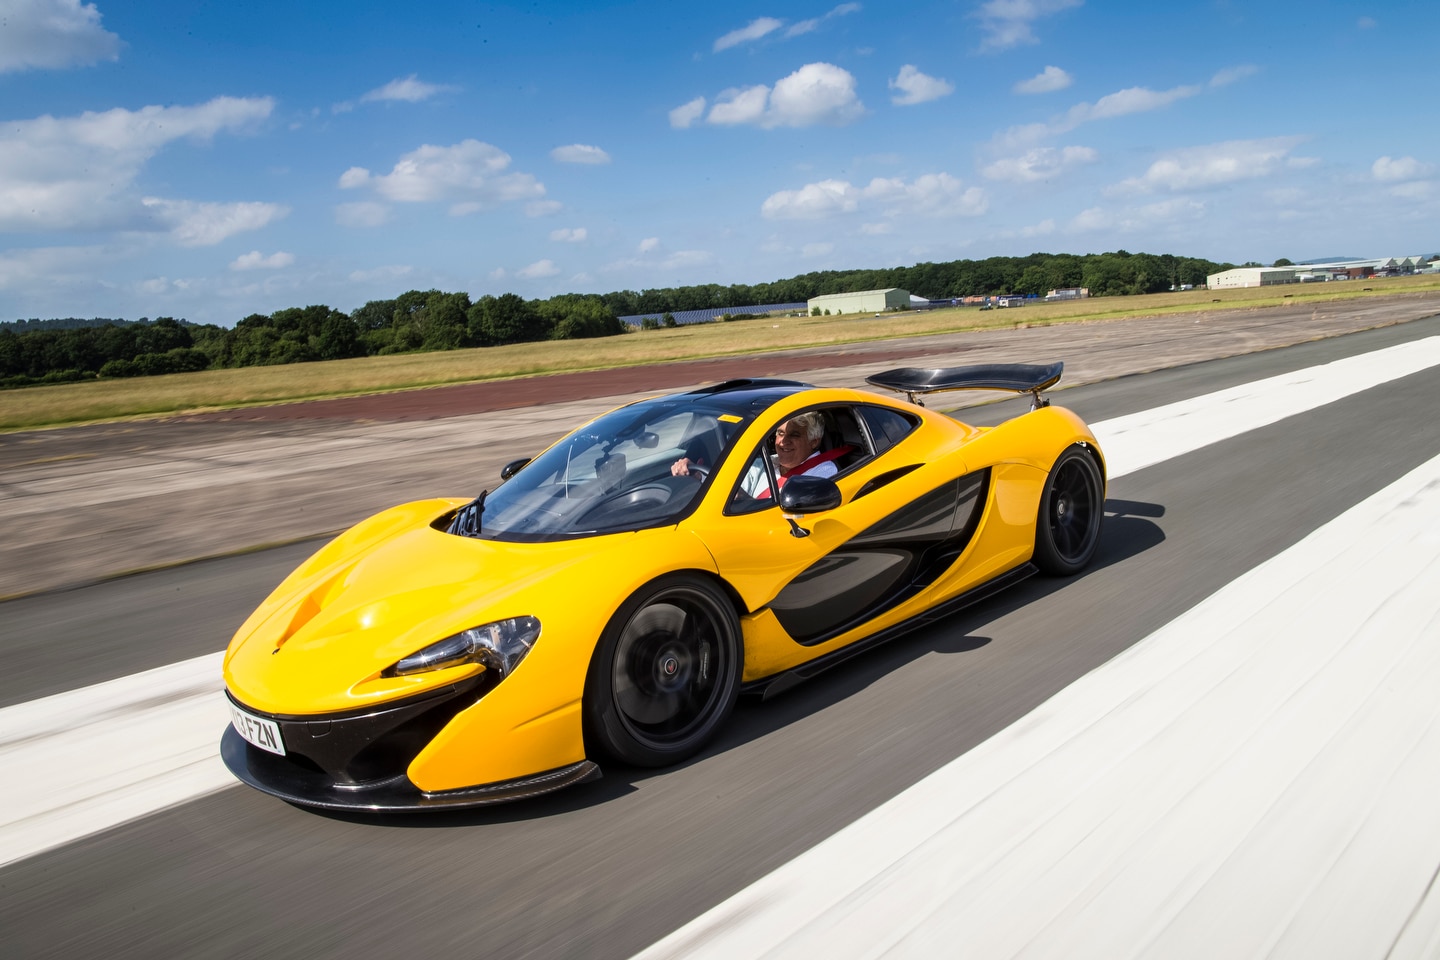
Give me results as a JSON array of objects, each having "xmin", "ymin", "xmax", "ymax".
[{"xmin": 221, "ymin": 362, "xmax": 1105, "ymax": 810}]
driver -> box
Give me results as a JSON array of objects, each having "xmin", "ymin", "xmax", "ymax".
[{"xmin": 674, "ymin": 411, "xmax": 841, "ymax": 494}]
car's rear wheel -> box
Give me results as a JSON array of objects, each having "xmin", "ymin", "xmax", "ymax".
[
  {"xmin": 1033, "ymin": 445, "xmax": 1103, "ymax": 576},
  {"xmin": 585, "ymin": 574, "xmax": 742, "ymax": 767}
]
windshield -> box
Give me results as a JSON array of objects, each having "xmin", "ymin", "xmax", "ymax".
[{"xmin": 469, "ymin": 397, "xmax": 751, "ymax": 540}]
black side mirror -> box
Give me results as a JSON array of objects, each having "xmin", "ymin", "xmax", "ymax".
[
  {"xmin": 778, "ymin": 476, "xmax": 841, "ymax": 538},
  {"xmin": 500, "ymin": 458, "xmax": 531, "ymax": 481}
]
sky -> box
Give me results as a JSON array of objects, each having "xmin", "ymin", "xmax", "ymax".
[{"xmin": 1, "ymin": 0, "xmax": 1436, "ymax": 325}]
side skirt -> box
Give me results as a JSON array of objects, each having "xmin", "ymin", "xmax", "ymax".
[{"xmin": 742, "ymin": 562, "xmax": 1037, "ymax": 701}]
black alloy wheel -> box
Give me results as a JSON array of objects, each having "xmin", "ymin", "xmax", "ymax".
[
  {"xmin": 1033, "ymin": 445, "xmax": 1104, "ymax": 576},
  {"xmin": 585, "ymin": 574, "xmax": 742, "ymax": 767}
]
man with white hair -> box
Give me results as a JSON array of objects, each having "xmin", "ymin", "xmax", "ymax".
[{"xmin": 674, "ymin": 410, "xmax": 848, "ymax": 498}]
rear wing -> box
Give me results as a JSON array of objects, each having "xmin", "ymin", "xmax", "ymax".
[{"xmin": 865, "ymin": 362, "xmax": 1063, "ymax": 409}]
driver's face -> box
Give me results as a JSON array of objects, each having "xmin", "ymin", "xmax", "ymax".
[{"xmin": 774, "ymin": 419, "xmax": 818, "ymax": 471}]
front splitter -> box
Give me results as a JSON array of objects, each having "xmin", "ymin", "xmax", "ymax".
[{"xmin": 221, "ymin": 727, "xmax": 602, "ymax": 811}]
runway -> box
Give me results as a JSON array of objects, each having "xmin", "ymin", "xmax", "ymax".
[{"xmin": 3, "ymin": 313, "xmax": 1440, "ymax": 958}]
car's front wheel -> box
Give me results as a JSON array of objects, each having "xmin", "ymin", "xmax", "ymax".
[
  {"xmin": 585, "ymin": 574, "xmax": 742, "ymax": 767},
  {"xmin": 1033, "ymin": 445, "xmax": 1104, "ymax": 575}
]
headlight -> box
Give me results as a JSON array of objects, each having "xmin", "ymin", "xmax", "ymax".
[{"xmin": 383, "ymin": 616, "xmax": 541, "ymax": 678}]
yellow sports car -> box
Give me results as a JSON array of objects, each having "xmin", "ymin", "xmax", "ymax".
[{"xmin": 222, "ymin": 363, "xmax": 1105, "ymax": 810}]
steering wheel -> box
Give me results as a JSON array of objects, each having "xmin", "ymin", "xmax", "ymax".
[
  {"xmin": 578, "ymin": 483, "xmax": 675, "ymax": 523},
  {"xmin": 686, "ymin": 463, "xmax": 710, "ymax": 480}
]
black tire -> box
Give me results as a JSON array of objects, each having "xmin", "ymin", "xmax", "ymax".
[
  {"xmin": 1033, "ymin": 445, "xmax": 1103, "ymax": 576},
  {"xmin": 584, "ymin": 574, "xmax": 742, "ymax": 767}
]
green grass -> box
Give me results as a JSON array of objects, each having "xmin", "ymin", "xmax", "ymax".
[{"xmin": 5, "ymin": 274, "xmax": 1438, "ymax": 432}]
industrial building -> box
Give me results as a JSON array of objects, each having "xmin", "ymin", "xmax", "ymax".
[
  {"xmin": 1208, "ymin": 257, "xmax": 1432, "ymax": 289},
  {"xmin": 1207, "ymin": 267, "xmax": 1299, "ymax": 288},
  {"xmin": 807, "ymin": 288, "xmax": 912, "ymax": 315}
]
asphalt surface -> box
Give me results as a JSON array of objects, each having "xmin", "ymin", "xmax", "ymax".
[{"xmin": 4, "ymin": 316, "xmax": 1440, "ymax": 958}]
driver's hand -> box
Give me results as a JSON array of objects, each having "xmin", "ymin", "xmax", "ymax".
[{"xmin": 671, "ymin": 457, "xmax": 692, "ymax": 477}]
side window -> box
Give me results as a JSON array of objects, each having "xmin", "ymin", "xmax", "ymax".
[
  {"xmin": 858, "ymin": 405, "xmax": 919, "ymax": 456},
  {"xmin": 726, "ymin": 451, "xmax": 776, "ymax": 514}
]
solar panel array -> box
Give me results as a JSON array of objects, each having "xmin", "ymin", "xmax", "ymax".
[{"xmin": 619, "ymin": 303, "xmax": 809, "ymax": 327}]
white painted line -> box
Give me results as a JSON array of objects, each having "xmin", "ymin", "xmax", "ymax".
[
  {"xmin": 1094, "ymin": 335, "xmax": 1440, "ymax": 478},
  {"xmin": 1, "ymin": 335, "xmax": 1438, "ymax": 870},
  {"xmin": 632, "ymin": 452, "xmax": 1440, "ymax": 960},
  {"xmin": 0, "ymin": 653, "xmax": 233, "ymax": 868}
]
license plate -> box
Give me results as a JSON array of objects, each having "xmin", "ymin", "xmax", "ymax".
[{"xmin": 230, "ymin": 703, "xmax": 286, "ymax": 756}]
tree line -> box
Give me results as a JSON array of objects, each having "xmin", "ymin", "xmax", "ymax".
[
  {"xmin": 597, "ymin": 249, "xmax": 1231, "ymax": 316},
  {"xmin": 1, "ymin": 249, "xmax": 1233, "ymax": 388},
  {"xmin": 0, "ymin": 290, "xmax": 624, "ymax": 388}
]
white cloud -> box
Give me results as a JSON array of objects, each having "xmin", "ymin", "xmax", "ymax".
[
  {"xmin": 761, "ymin": 179, "xmax": 860, "ymax": 219},
  {"xmin": 769, "ymin": 63, "xmax": 865, "ymax": 126},
  {"xmin": 761, "ymin": 173, "xmax": 986, "ymax": 220},
  {"xmin": 139, "ymin": 198, "xmax": 289, "ymax": 246},
  {"xmin": 982, "ymin": 145, "xmax": 1096, "ymax": 182},
  {"xmin": 489, "ymin": 267, "xmax": 507, "ymax": 280},
  {"xmin": 1210, "ymin": 64, "xmax": 1258, "ymax": 87},
  {"xmin": 1079, "ymin": 84, "xmax": 1201, "ymax": 121},
  {"xmin": 1357, "ymin": 16, "xmax": 1377, "ymax": 28},
  {"xmin": 802, "ymin": 242, "xmax": 834, "ymax": 257},
  {"xmin": 1069, "ymin": 198, "xmax": 1205, "ymax": 232},
  {"xmin": 1373, "ymin": 155, "xmax": 1433, "ymax": 182},
  {"xmin": 1014, "ymin": 65, "xmax": 1072, "ymax": 94},
  {"xmin": 339, "ymin": 139, "xmax": 545, "ymax": 215},
  {"xmin": 334, "ymin": 201, "xmax": 389, "ymax": 228},
  {"xmin": 551, "ymin": 144, "xmax": 611, "ymax": 164},
  {"xmin": 859, "ymin": 221, "xmax": 892, "ymax": 235},
  {"xmin": 0, "ymin": 96, "xmax": 274, "ymax": 233},
  {"xmin": 889, "ymin": 65, "xmax": 954, "ymax": 105},
  {"xmin": 975, "ymin": 0, "xmax": 1083, "ymax": 51},
  {"xmin": 638, "ymin": 237, "xmax": 660, "ymax": 253},
  {"xmin": 360, "ymin": 75, "xmax": 455, "ymax": 103},
  {"xmin": 0, "ymin": 242, "xmax": 113, "ymax": 291},
  {"xmin": 230, "ymin": 250, "xmax": 295, "ymax": 271},
  {"xmin": 669, "ymin": 97, "xmax": 707, "ymax": 129},
  {"xmin": 705, "ymin": 63, "xmax": 864, "ymax": 129},
  {"xmin": 708, "ymin": 85, "xmax": 771, "ymax": 125},
  {"xmin": 714, "ymin": 17, "xmax": 783, "ymax": 51},
  {"xmin": 862, "ymin": 173, "xmax": 988, "ymax": 218},
  {"xmin": 525, "ymin": 199, "xmax": 563, "ymax": 217},
  {"xmin": 550, "ymin": 227, "xmax": 587, "ymax": 242},
  {"xmin": 1113, "ymin": 136, "xmax": 1307, "ymax": 193},
  {"xmin": 1388, "ymin": 181, "xmax": 1433, "ymax": 199},
  {"xmin": 518, "ymin": 259, "xmax": 560, "ymax": 278},
  {"xmin": 785, "ymin": 4, "xmax": 862, "ymax": 38},
  {"xmin": 993, "ymin": 81, "xmax": 1203, "ymax": 150},
  {"xmin": 0, "ymin": 0, "xmax": 121, "ymax": 73},
  {"xmin": 338, "ymin": 167, "xmax": 370, "ymax": 189}
]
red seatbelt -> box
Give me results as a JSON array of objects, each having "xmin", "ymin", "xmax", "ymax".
[{"xmin": 757, "ymin": 445, "xmax": 853, "ymax": 499}]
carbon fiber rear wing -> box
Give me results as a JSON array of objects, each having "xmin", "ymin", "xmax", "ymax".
[{"xmin": 865, "ymin": 362, "xmax": 1063, "ymax": 408}]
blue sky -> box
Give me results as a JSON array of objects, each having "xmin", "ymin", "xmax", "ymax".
[{"xmin": 1, "ymin": 0, "xmax": 1436, "ymax": 325}]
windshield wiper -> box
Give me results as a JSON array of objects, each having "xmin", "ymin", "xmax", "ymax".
[{"xmin": 447, "ymin": 489, "xmax": 487, "ymax": 538}]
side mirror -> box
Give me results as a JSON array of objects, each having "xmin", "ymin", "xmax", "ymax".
[
  {"xmin": 778, "ymin": 476, "xmax": 841, "ymax": 538},
  {"xmin": 500, "ymin": 458, "xmax": 531, "ymax": 481},
  {"xmin": 634, "ymin": 431, "xmax": 660, "ymax": 449},
  {"xmin": 779, "ymin": 475, "xmax": 842, "ymax": 515}
]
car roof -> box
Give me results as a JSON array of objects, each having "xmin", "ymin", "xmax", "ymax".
[{"xmin": 675, "ymin": 379, "xmax": 814, "ymax": 416}]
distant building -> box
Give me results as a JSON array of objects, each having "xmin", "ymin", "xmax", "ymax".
[
  {"xmin": 807, "ymin": 288, "xmax": 912, "ymax": 315},
  {"xmin": 1208, "ymin": 267, "xmax": 1299, "ymax": 288},
  {"xmin": 1045, "ymin": 287, "xmax": 1089, "ymax": 301},
  {"xmin": 1210, "ymin": 257, "xmax": 1430, "ymax": 289}
]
